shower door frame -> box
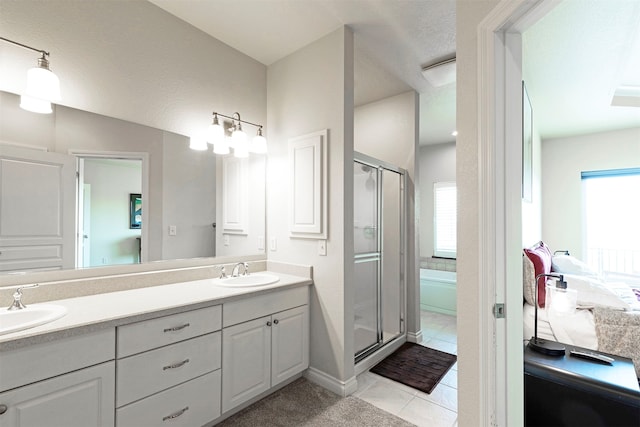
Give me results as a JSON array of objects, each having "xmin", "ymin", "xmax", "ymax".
[{"xmin": 354, "ymin": 151, "xmax": 407, "ymax": 363}]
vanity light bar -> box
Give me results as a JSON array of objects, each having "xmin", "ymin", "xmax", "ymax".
[{"xmin": 191, "ymin": 111, "xmax": 267, "ymax": 157}]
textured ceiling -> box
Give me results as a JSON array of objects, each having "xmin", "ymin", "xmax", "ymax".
[
  {"xmin": 148, "ymin": 0, "xmax": 640, "ymax": 145},
  {"xmin": 148, "ymin": 0, "xmax": 457, "ymax": 145},
  {"xmin": 523, "ymin": 0, "xmax": 640, "ymax": 140}
]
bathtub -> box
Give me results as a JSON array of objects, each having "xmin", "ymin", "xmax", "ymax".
[{"xmin": 420, "ymin": 268, "xmax": 457, "ymax": 315}]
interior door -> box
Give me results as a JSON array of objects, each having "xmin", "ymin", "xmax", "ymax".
[{"xmin": 0, "ymin": 145, "xmax": 76, "ymax": 272}]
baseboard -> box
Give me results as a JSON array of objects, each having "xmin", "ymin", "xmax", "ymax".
[
  {"xmin": 407, "ymin": 329, "xmax": 423, "ymax": 344},
  {"xmin": 304, "ymin": 367, "xmax": 358, "ymax": 397}
]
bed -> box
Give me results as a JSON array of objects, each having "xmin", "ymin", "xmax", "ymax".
[{"xmin": 523, "ymin": 241, "xmax": 640, "ymax": 377}]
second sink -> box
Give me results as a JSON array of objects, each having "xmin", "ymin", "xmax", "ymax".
[{"xmin": 215, "ymin": 273, "xmax": 280, "ymax": 287}]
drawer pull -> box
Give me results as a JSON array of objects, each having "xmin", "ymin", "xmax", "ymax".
[
  {"xmin": 162, "ymin": 359, "xmax": 190, "ymax": 370},
  {"xmin": 0, "ymin": 404, "xmax": 7, "ymax": 415},
  {"xmin": 162, "ymin": 406, "xmax": 189, "ymax": 421},
  {"xmin": 273, "ymin": 319, "xmax": 279, "ymax": 325},
  {"xmin": 163, "ymin": 323, "xmax": 190, "ymax": 333}
]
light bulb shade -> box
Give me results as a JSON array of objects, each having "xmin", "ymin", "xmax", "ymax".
[
  {"xmin": 19, "ymin": 95, "xmax": 52, "ymax": 114},
  {"xmin": 251, "ymin": 131, "xmax": 268, "ymax": 154},
  {"xmin": 208, "ymin": 121, "xmax": 225, "ymax": 145},
  {"xmin": 232, "ymin": 129, "xmax": 249, "ymax": 158},
  {"xmin": 213, "ymin": 139, "xmax": 230, "ymax": 155},
  {"xmin": 24, "ymin": 66, "xmax": 61, "ymax": 102},
  {"xmin": 189, "ymin": 135, "xmax": 208, "ymax": 151}
]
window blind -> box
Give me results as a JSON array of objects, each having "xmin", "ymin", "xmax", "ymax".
[
  {"xmin": 581, "ymin": 168, "xmax": 640, "ymax": 276},
  {"xmin": 434, "ymin": 182, "xmax": 457, "ymax": 258}
]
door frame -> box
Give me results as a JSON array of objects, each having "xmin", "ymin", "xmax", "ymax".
[{"xmin": 476, "ymin": 0, "xmax": 560, "ymax": 425}]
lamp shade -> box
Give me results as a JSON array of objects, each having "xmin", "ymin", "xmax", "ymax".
[
  {"xmin": 232, "ymin": 129, "xmax": 249, "ymax": 158},
  {"xmin": 19, "ymin": 95, "xmax": 52, "ymax": 114},
  {"xmin": 24, "ymin": 65, "xmax": 61, "ymax": 102},
  {"xmin": 251, "ymin": 128, "xmax": 267, "ymax": 154},
  {"xmin": 208, "ymin": 116, "xmax": 225, "ymax": 145},
  {"xmin": 213, "ymin": 139, "xmax": 230, "ymax": 155},
  {"xmin": 251, "ymin": 134, "xmax": 267, "ymax": 154},
  {"xmin": 189, "ymin": 135, "xmax": 208, "ymax": 151}
]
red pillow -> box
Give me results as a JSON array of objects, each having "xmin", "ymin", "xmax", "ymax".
[{"xmin": 524, "ymin": 242, "xmax": 552, "ymax": 307}]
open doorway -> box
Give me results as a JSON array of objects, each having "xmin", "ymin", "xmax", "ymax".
[{"xmin": 76, "ymin": 154, "xmax": 144, "ymax": 268}]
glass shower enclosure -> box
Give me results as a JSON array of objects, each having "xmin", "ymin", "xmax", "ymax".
[{"xmin": 354, "ymin": 153, "xmax": 406, "ymax": 362}]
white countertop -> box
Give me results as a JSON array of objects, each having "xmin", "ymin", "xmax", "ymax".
[{"xmin": 0, "ymin": 271, "xmax": 312, "ymax": 350}]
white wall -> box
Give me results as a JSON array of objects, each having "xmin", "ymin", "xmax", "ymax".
[
  {"xmin": 418, "ymin": 142, "xmax": 456, "ymax": 257},
  {"xmin": 0, "ymin": 1, "xmax": 266, "ymax": 139},
  {"xmin": 267, "ymin": 27, "xmax": 355, "ymax": 388},
  {"xmin": 162, "ymin": 132, "xmax": 216, "ymax": 260},
  {"xmin": 457, "ymin": 1, "xmax": 501, "ymax": 425},
  {"xmin": 541, "ymin": 127, "xmax": 640, "ymax": 259},
  {"xmin": 354, "ymin": 91, "xmax": 420, "ymax": 338}
]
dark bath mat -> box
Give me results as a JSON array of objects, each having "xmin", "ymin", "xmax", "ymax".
[{"xmin": 370, "ymin": 342, "xmax": 457, "ymax": 394}]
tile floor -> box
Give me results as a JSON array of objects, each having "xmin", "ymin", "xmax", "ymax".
[{"xmin": 354, "ymin": 310, "xmax": 458, "ymax": 427}]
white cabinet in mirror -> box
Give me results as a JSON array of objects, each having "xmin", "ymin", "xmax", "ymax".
[{"xmin": 0, "ymin": 90, "xmax": 266, "ymax": 275}]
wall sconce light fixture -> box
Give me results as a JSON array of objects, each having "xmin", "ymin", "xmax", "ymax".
[
  {"xmin": 190, "ymin": 112, "xmax": 267, "ymax": 157},
  {"xmin": 0, "ymin": 36, "xmax": 62, "ymax": 114}
]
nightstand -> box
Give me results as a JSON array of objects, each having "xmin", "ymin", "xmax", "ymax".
[{"xmin": 524, "ymin": 341, "xmax": 640, "ymax": 426}]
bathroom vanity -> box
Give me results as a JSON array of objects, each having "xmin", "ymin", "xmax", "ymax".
[{"xmin": 0, "ymin": 270, "xmax": 311, "ymax": 427}]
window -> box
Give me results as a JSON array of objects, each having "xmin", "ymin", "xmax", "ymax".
[
  {"xmin": 582, "ymin": 168, "xmax": 640, "ymax": 277},
  {"xmin": 434, "ymin": 182, "xmax": 457, "ymax": 258}
]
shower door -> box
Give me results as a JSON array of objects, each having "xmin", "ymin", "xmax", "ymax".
[{"xmin": 354, "ymin": 154, "xmax": 405, "ymax": 362}]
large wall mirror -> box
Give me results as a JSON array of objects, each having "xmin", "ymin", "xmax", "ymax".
[{"xmin": 0, "ymin": 90, "xmax": 266, "ymax": 275}]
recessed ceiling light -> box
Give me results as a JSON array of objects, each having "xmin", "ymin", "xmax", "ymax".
[{"xmin": 451, "ymin": 130, "xmax": 458, "ymax": 137}]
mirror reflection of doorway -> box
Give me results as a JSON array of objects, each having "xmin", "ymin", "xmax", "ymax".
[{"xmin": 76, "ymin": 156, "xmax": 142, "ymax": 268}]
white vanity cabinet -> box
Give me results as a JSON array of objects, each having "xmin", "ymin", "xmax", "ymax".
[
  {"xmin": 221, "ymin": 287, "xmax": 309, "ymax": 413},
  {"xmin": 115, "ymin": 305, "xmax": 222, "ymax": 427},
  {"xmin": 0, "ymin": 329, "xmax": 116, "ymax": 427}
]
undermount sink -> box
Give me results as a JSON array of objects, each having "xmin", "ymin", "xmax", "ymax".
[
  {"xmin": 215, "ymin": 273, "xmax": 280, "ymax": 288},
  {"xmin": 0, "ymin": 304, "xmax": 68, "ymax": 336}
]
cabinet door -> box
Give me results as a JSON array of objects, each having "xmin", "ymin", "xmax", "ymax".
[
  {"xmin": 0, "ymin": 362, "xmax": 115, "ymax": 427},
  {"xmin": 271, "ymin": 305, "xmax": 309, "ymax": 386},
  {"xmin": 221, "ymin": 316, "xmax": 271, "ymax": 413}
]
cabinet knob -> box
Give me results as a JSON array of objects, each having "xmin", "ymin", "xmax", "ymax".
[
  {"xmin": 0, "ymin": 404, "xmax": 7, "ymax": 415},
  {"xmin": 266, "ymin": 321, "xmax": 272, "ymax": 327},
  {"xmin": 273, "ymin": 319, "xmax": 279, "ymax": 325}
]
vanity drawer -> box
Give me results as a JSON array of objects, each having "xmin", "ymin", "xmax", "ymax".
[
  {"xmin": 0, "ymin": 328, "xmax": 115, "ymax": 392},
  {"xmin": 223, "ymin": 286, "xmax": 308, "ymax": 327},
  {"xmin": 117, "ymin": 304, "xmax": 221, "ymax": 357},
  {"xmin": 116, "ymin": 370, "xmax": 221, "ymax": 427},
  {"xmin": 116, "ymin": 331, "xmax": 221, "ymax": 407}
]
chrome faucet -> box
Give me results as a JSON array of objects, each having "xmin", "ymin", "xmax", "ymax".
[
  {"xmin": 7, "ymin": 284, "xmax": 39, "ymax": 310},
  {"xmin": 218, "ymin": 266, "xmax": 227, "ymax": 279},
  {"xmin": 231, "ymin": 262, "xmax": 249, "ymax": 277}
]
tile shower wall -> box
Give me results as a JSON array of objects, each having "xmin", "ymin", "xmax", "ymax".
[{"xmin": 419, "ymin": 257, "xmax": 457, "ymax": 272}]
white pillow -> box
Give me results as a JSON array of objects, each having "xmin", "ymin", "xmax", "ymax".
[
  {"xmin": 562, "ymin": 274, "xmax": 632, "ymax": 310},
  {"xmin": 551, "ymin": 255, "xmax": 599, "ymax": 277},
  {"xmin": 604, "ymin": 282, "xmax": 640, "ymax": 311}
]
